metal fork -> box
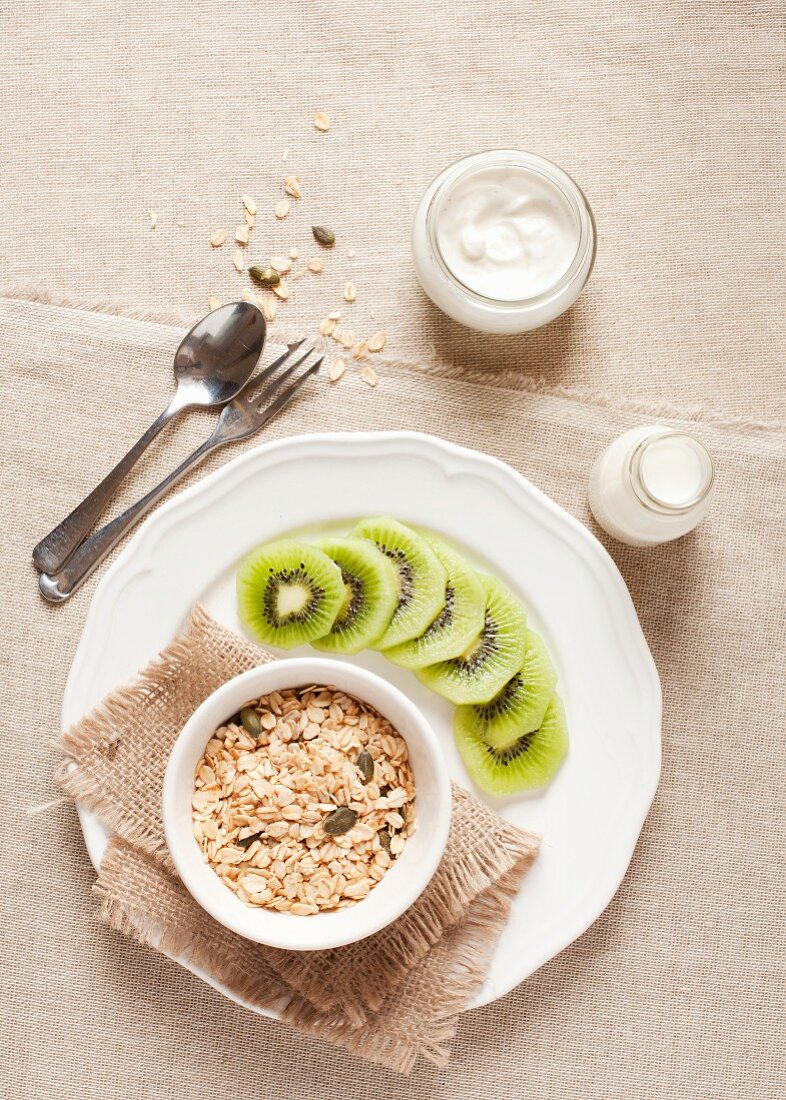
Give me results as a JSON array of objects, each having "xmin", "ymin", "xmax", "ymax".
[{"xmin": 38, "ymin": 341, "xmax": 323, "ymax": 603}]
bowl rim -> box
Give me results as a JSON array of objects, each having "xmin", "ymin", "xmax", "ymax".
[{"xmin": 162, "ymin": 656, "xmax": 452, "ymax": 950}]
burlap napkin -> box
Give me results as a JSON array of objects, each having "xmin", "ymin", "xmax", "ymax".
[{"xmin": 57, "ymin": 604, "xmax": 540, "ymax": 1074}]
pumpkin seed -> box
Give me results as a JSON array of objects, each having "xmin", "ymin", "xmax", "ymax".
[
  {"xmin": 237, "ymin": 830, "xmax": 263, "ymax": 850},
  {"xmin": 378, "ymin": 828, "xmax": 393, "ymax": 856},
  {"xmin": 312, "ymin": 225, "xmax": 335, "ymax": 248},
  {"xmin": 249, "ymin": 265, "xmax": 281, "ymax": 288},
  {"xmin": 240, "ymin": 706, "xmax": 262, "ymax": 738},
  {"xmin": 323, "ymin": 807, "xmax": 357, "ymax": 836},
  {"xmin": 356, "ymin": 749, "xmax": 374, "ymax": 783}
]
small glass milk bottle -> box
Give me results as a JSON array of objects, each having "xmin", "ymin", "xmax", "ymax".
[{"xmin": 588, "ymin": 426, "xmax": 715, "ymax": 547}]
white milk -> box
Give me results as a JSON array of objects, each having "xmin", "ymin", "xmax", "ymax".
[{"xmin": 588, "ymin": 426, "xmax": 715, "ymax": 547}]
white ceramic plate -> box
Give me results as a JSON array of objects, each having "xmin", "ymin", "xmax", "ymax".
[{"xmin": 63, "ymin": 431, "xmax": 661, "ymax": 1012}]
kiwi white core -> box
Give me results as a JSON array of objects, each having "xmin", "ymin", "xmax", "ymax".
[{"xmin": 276, "ymin": 584, "xmax": 311, "ymax": 617}]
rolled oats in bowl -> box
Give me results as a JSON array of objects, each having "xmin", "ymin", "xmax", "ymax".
[{"xmin": 191, "ymin": 685, "xmax": 416, "ymax": 914}]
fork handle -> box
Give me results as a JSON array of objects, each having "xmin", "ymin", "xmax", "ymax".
[
  {"xmin": 32, "ymin": 399, "xmax": 180, "ymax": 574},
  {"xmin": 38, "ymin": 435, "xmax": 220, "ymax": 603}
]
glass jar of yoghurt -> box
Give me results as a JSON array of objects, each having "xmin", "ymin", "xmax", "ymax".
[
  {"xmin": 588, "ymin": 426, "xmax": 716, "ymax": 547},
  {"xmin": 411, "ymin": 149, "xmax": 596, "ymax": 334}
]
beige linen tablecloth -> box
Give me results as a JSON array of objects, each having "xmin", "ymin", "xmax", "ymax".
[{"xmin": 2, "ymin": 1, "xmax": 785, "ymax": 1098}]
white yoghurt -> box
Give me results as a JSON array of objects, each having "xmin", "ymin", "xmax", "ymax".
[
  {"xmin": 435, "ymin": 164, "xmax": 579, "ymax": 302},
  {"xmin": 411, "ymin": 150, "xmax": 595, "ymax": 334}
]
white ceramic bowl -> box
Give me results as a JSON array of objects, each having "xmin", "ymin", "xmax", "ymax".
[{"xmin": 162, "ymin": 658, "xmax": 452, "ymax": 951}]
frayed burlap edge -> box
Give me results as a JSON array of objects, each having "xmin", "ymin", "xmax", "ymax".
[
  {"xmin": 56, "ymin": 605, "xmax": 542, "ymax": 1074},
  {"xmin": 94, "ymin": 827, "xmax": 537, "ymax": 1076},
  {"xmin": 56, "ymin": 604, "xmax": 272, "ymax": 867},
  {"xmin": 3, "ymin": 283, "xmax": 784, "ymax": 432}
]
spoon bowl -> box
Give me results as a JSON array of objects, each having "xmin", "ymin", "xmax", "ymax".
[{"xmin": 172, "ymin": 301, "xmax": 267, "ymax": 410}]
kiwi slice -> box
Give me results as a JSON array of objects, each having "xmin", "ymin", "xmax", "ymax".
[
  {"xmin": 236, "ymin": 539, "xmax": 344, "ymax": 648},
  {"xmin": 382, "ymin": 538, "xmax": 486, "ymax": 669},
  {"xmin": 416, "ymin": 574, "xmax": 527, "ymax": 704},
  {"xmin": 311, "ymin": 536, "xmax": 399, "ymax": 654},
  {"xmin": 454, "ymin": 693, "xmax": 569, "ymax": 796},
  {"xmin": 351, "ymin": 517, "xmax": 447, "ymax": 648},
  {"xmin": 455, "ymin": 629, "xmax": 558, "ymax": 750}
]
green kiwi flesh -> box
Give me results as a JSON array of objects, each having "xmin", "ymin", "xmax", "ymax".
[
  {"xmin": 236, "ymin": 539, "xmax": 344, "ymax": 648},
  {"xmin": 455, "ymin": 629, "xmax": 558, "ymax": 750},
  {"xmin": 454, "ymin": 693, "xmax": 569, "ymax": 796},
  {"xmin": 382, "ymin": 537, "xmax": 486, "ymax": 669},
  {"xmin": 417, "ymin": 574, "xmax": 527, "ymax": 704},
  {"xmin": 351, "ymin": 517, "xmax": 447, "ymax": 648},
  {"xmin": 311, "ymin": 537, "xmax": 399, "ymax": 654}
]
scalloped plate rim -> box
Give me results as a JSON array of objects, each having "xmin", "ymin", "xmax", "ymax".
[{"xmin": 62, "ymin": 429, "xmax": 662, "ymax": 1015}]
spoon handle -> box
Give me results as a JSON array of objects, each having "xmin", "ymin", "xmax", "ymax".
[
  {"xmin": 38, "ymin": 435, "xmax": 221, "ymax": 603},
  {"xmin": 32, "ymin": 400, "xmax": 179, "ymax": 574}
]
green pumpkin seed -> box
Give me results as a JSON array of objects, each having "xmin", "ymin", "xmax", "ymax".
[
  {"xmin": 249, "ymin": 265, "xmax": 281, "ymax": 287},
  {"xmin": 237, "ymin": 830, "xmax": 263, "ymax": 850},
  {"xmin": 240, "ymin": 706, "xmax": 262, "ymax": 738},
  {"xmin": 312, "ymin": 225, "xmax": 335, "ymax": 248},
  {"xmin": 356, "ymin": 749, "xmax": 374, "ymax": 783},
  {"xmin": 323, "ymin": 807, "xmax": 357, "ymax": 836},
  {"xmin": 378, "ymin": 829, "xmax": 392, "ymax": 856}
]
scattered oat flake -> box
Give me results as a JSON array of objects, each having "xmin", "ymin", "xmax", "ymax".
[
  {"xmin": 242, "ymin": 194, "xmax": 257, "ymax": 215},
  {"xmin": 343, "ymin": 282, "xmax": 357, "ymax": 303},
  {"xmin": 273, "ymin": 280, "xmax": 289, "ymax": 300},
  {"xmin": 289, "ymin": 246, "xmax": 298, "ymax": 260},
  {"xmin": 210, "ymin": 228, "xmax": 227, "ymax": 248},
  {"xmin": 361, "ymin": 365, "xmax": 378, "ymax": 388},
  {"xmin": 283, "ymin": 175, "xmax": 302, "ymax": 199},
  {"xmin": 261, "ymin": 297, "xmax": 278, "ymax": 322},
  {"xmin": 149, "ymin": 210, "xmax": 158, "ymax": 229},
  {"xmin": 307, "ymin": 258, "xmax": 324, "ymax": 274},
  {"xmin": 339, "ymin": 330, "xmax": 354, "ymax": 349},
  {"xmin": 244, "ymin": 209, "xmax": 256, "ymax": 227},
  {"xmin": 235, "ymin": 224, "xmax": 249, "ymax": 245},
  {"xmin": 270, "ymin": 256, "xmax": 291, "ymax": 274},
  {"xmin": 275, "ymin": 199, "xmax": 290, "ymax": 220},
  {"xmin": 328, "ymin": 310, "xmax": 341, "ymax": 321},
  {"xmin": 352, "ymin": 341, "xmax": 369, "ymax": 361},
  {"xmin": 368, "ymin": 331, "xmax": 386, "ymax": 352},
  {"xmin": 329, "ymin": 358, "xmax": 346, "ymax": 382},
  {"xmin": 208, "ymin": 296, "xmax": 221, "ymax": 311},
  {"xmin": 241, "ymin": 288, "xmax": 259, "ymax": 304},
  {"xmin": 176, "ymin": 219, "xmax": 185, "ymax": 227},
  {"xmin": 319, "ymin": 316, "xmax": 337, "ymax": 336},
  {"xmin": 233, "ymin": 249, "xmax": 245, "ymax": 272},
  {"xmin": 291, "ymin": 269, "xmax": 306, "ymax": 282},
  {"xmin": 313, "ymin": 111, "xmax": 331, "ymax": 132}
]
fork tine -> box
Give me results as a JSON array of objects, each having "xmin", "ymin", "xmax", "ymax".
[
  {"xmin": 256, "ymin": 356, "xmax": 324, "ymax": 425},
  {"xmin": 252, "ymin": 346, "xmax": 317, "ymax": 409},
  {"xmin": 242, "ymin": 338, "xmax": 306, "ymax": 396}
]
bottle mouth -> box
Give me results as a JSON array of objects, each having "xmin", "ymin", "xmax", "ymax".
[
  {"xmin": 425, "ymin": 149, "xmax": 596, "ymax": 310},
  {"xmin": 628, "ymin": 430, "xmax": 716, "ymax": 514}
]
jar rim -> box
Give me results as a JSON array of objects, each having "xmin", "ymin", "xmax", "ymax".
[
  {"xmin": 425, "ymin": 149, "xmax": 597, "ymax": 310},
  {"xmin": 628, "ymin": 429, "xmax": 716, "ymax": 515}
]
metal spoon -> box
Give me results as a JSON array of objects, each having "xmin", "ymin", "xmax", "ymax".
[{"xmin": 32, "ymin": 302, "xmax": 266, "ymax": 574}]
